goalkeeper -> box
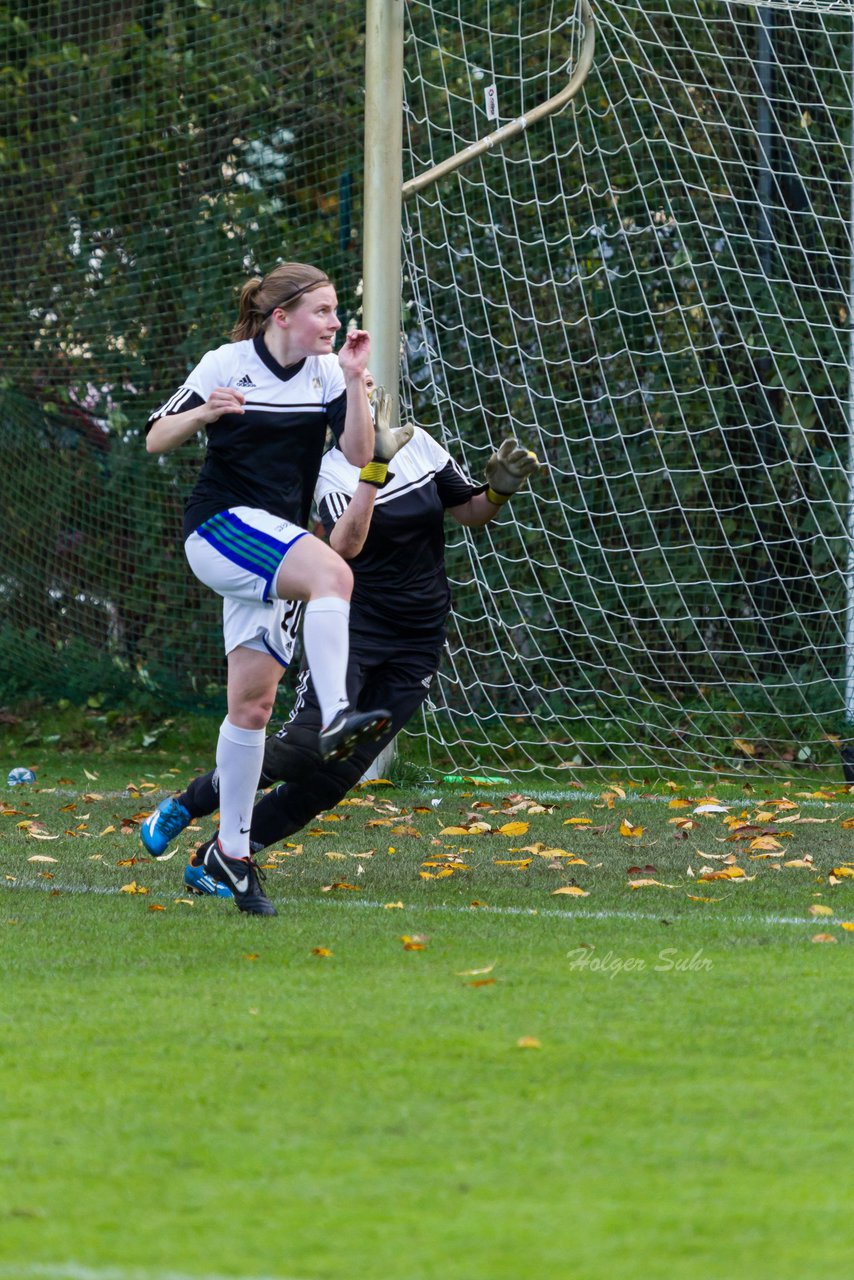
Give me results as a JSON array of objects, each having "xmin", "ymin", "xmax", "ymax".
[{"xmin": 141, "ymin": 382, "xmax": 539, "ymax": 895}]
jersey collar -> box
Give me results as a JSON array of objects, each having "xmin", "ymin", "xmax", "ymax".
[{"xmin": 253, "ymin": 334, "xmax": 307, "ymax": 382}]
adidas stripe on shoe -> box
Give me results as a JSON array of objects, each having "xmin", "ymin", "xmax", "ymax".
[
  {"xmin": 183, "ymin": 862, "xmax": 233, "ymax": 898},
  {"xmin": 140, "ymin": 797, "xmax": 191, "ymax": 857}
]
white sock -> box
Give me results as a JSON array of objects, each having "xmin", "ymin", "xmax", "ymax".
[
  {"xmin": 215, "ymin": 717, "xmax": 266, "ymax": 858},
  {"xmin": 303, "ymin": 596, "xmax": 351, "ymax": 727}
]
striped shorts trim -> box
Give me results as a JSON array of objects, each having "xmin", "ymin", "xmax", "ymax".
[{"xmin": 195, "ymin": 509, "xmax": 306, "ymax": 601}]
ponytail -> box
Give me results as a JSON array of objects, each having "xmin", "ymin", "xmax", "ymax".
[{"xmin": 231, "ymin": 277, "xmax": 265, "ymax": 341}]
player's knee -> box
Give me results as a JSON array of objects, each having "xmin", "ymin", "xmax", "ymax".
[
  {"xmin": 260, "ymin": 724, "xmax": 322, "ymax": 786},
  {"xmin": 311, "ymin": 554, "xmax": 353, "ymax": 601}
]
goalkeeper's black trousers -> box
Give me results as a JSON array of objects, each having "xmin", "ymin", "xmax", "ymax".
[{"xmin": 179, "ymin": 629, "xmax": 444, "ymax": 852}]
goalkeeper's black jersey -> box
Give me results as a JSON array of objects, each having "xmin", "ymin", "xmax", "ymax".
[{"xmin": 315, "ymin": 427, "xmax": 483, "ymax": 642}]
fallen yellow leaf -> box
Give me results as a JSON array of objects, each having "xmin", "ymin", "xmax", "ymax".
[
  {"xmin": 516, "ymin": 1036, "xmax": 542, "ymax": 1049},
  {"xmin": 552, "ymin": 885, "xmax": 589, "ymax": 896},
  {"xmin": 498, "ymin": 821, "xmax": 529, "ymax": 836},
  {"xmin": 749, "ymin": 836, "xmax": 782, "ymax": 851},
  {"xmin": 809, "ymin": 904, "xmax": 833, "ymax": 917},
  {"xmin": 619, "ymin": 819, "xmax": 643, "ymax": 838},
  {"xmin": 311, "ymin": 947, "xmax": 333, "ymax": 957},
  {"xmin": 830, "ymin": 866, "xmax": 854, "ymax": 879},
  {"xmin": 811, "ymin": 933, "xmax": 837, "ymax": 943}
]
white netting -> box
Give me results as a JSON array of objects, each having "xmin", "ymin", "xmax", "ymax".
[{"xmin": 399, "ymin": 0, "xmax": 854, "ymax": 778}]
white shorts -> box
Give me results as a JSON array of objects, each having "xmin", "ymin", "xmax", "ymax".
[{"xmin": 185, "ymin": 506, "xmax": 308, "ymax": 666}]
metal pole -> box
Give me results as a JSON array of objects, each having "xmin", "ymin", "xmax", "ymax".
[
  {"xmin": 363, "ymin": 0, "xmax": 404, "ymax": 419},
  {"xmin": 361, "ymin": 0, "xmax": 404, "ymax": 782}
]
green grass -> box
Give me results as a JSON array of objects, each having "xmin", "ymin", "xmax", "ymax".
[{"xmin": 2, "ymin": 737, "xmax": 854, "ymax": 1280}]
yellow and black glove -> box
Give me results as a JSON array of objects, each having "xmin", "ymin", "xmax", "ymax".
[
  {"xmin": 484, "ymin": 438, "xmax": 540, "ymax": 505},
  {"xmin": 359, "ymin": 386, "xmax": 415, "ymax": 488}
]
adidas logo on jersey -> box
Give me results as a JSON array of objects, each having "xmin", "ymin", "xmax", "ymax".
[{"xmin": 235, "ymin": 374, "xmax": 257, "ymax": 389}]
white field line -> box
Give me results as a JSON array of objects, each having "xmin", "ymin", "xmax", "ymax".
[
  {"xmin": 1, "ymin": 876, "xmax": 821, "ymax": 928},
  {"xmin": 0, "ymin": 1267, "xmax": 308, "ymax": 1280},
  {"xmin": 31, "ymin": 783, "xmax": 854, "ymax": 810}
]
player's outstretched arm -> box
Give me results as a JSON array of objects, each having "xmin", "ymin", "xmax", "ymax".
[{"xmin": 449, "ymin": 437, "xmax": 540, "ymax": 526}]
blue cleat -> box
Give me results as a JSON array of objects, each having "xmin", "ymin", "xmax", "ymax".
[
  {"xmin": 183, "ymin": 862, "xmax": 233, "ymax": 898},
  {"xmin": 140, "ymin": 797, "xmax": 191, "ymax": 857}
]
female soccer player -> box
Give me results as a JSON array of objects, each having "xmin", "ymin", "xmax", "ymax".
[
  {"xmin": 145, "ymin": 263, "xmax": 391, "ymax": 915},
  {"xmin": 142, "ymin": 383, "xmax": 539, "ymax": 906}
]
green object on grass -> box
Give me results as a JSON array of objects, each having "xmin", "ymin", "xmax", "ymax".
[{"xmin": 442, "ymin": 773, "xmax": 511, "ymax": 785}]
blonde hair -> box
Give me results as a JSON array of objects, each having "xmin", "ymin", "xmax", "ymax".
[{"xmin": 231, "ymin": 263, "xmax": 331, "ymax": 341}]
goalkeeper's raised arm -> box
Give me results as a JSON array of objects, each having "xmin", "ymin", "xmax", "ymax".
[{"xmin": 448, "ymin": 437, "xmax": 541, "ymax": 526}]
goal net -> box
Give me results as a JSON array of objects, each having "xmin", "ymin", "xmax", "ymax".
[
  {"xmin": 399, "ymin": 0, "xmax": 854, "ymax": 778},
  {"xmin": 2, "ymin": 1, "xmax": 853, "ymax": 782}
]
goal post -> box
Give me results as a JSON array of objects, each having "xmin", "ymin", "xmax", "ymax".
[{"xmin": 360, "ymin": 0, "xmax": 597, "ymax": 781}]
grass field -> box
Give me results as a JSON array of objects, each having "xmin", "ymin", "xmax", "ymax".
[{"xmin": 2, "ymin": 730, "xmax": 854, "ymax": 1279}]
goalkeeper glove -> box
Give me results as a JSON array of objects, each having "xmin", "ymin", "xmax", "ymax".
[
  {"xmin": 484, "ymin": 438, "xmax": 540, "ymax": 505},
  {"xmin": 359, "ymin": 386, "xmax": 415, "ymax": 487}
]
